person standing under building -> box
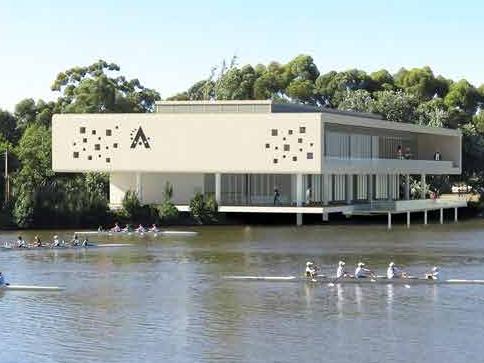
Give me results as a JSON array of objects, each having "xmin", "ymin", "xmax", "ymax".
[
  {"xmin": 305, "ymin": 187, "xmax": 311, "ymax": 205},
  {"xmin": 273, "ymin": 188, "xmax": 280, "ymax": 205},
  {"xmin": 434, "ymin": 151, "xmax": 441, "ymax": 161}
]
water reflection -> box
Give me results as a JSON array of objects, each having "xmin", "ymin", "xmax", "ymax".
[{"xmin": 0, "ymin": 222, "xmax": 483, "ymax": 363}]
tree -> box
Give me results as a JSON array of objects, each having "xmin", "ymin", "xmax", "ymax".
[
  {"xmin": 415, "ymin": 98, "xmax": 451, "ymax": 128},
  {"xmin": 51, "ymin": 59, "xmax": 161, "ymax": 113},
  {"xmin": 370, "ymin": 69, "xmax": 394, "ymax": 91},
  {"xmin": 337, "ymin": 89, "xmax": 375, "ymax": 113},
  {"xmin": 14, "ymin": 98, "xmax": 57, "ymax": 129},
  {"xmin": 0, "ymin": 109, "xmax": 18, "ymax": 142},
  {"xmin": 12, "ymin": 124, "xmax": 53, "ymax": 227},
  {"xmin": 373, "ymin": 90, "xmax": 418, "ymax": 123},
  {"xmin": 394, "ymin": 66, "xmax": 441, "ymax": 100},
  {"xmin": 189, "ymin": 192, "xmax": 218, "ymax": 224},
  {"xmin": 214, "ymin": 65, "xmax": 257, "ymax": 100},
  {"xmin": 444, "ymin": 79, "xmax": 481, "ymax": 114}
]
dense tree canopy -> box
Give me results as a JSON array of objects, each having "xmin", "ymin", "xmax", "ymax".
[{"xmin": 1, "ymin": 56, "xmax": 484, "ymax": 227}]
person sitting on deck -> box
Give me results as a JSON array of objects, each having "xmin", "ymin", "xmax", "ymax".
[
  {"xmin": 425, "ymin": 266, "xmax": 439, "ymax": 280},
  {"xmin": 387, "ymin": 262, "xmax": 407, "ymax": 279},
  {"xmin": 149, "ymin": 224, "xmax": 159, "ymax": 233},
  {"xmin": 336, "ymin": 261, "xmax": 350, "ymax": 278},
  {"xmin": 355, "ymin": 262, "xmax": 374, "ymax": 278},
  {"xmin": 111, "ymin": 223, "xmax": 121, "ymax": 233},
  {"xmin": 16, "ymin": 236, "xmax": 26, "ymax": 248},
  {"xmin": 305, "ymin": 261, "xmax": 317, "ymax": 279},
  {"xmin": 34, "ymin": 235, "xmax": 42, "ymax": 247},
  {"xmin": 136, "ymin": 224, "xmax": 146, "ymax": 233}
]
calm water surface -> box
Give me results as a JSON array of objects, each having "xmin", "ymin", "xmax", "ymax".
[{"xmin": 1, "ymin": 220, "xmax": 484, "ymax": 363}]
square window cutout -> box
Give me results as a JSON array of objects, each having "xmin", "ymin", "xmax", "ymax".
[
  {"xmin": 273, "ymin": 158, "xmax": 278, "ymax": 164},
  {"xmin": 106, "ymin": 158, "xmax": 111, "ymax": 163},
  {"xmin": 298, "ymin": 138, "xmax": 303, "ymax": 143},
  {"xmin": 265, "ymin": 143, "xmax": 270, "ymax": 148},
  {"xmin": 106, "ymin": 129, "xmax": 112, "ymax": 136},
  {"xmin": 113, "ymin": 143, "xmax": 118, "ymax": 148},
  {"xmin": 92, "ymin": 130, "xmax": 96, "ymax": 135},
  {"xmin": 271, "ymin": 129, "xmax": 278, "ymax": 136},
  {"xmin": 288, "ymin": 130, "xmax": 293, "ymax": 135},
  {"xmin": 299, "ymin": 127, "xmax": 306, "ymax": 133},
  {"xmin": 83, "ymin": 138, "xmax": 87, "ymax": 143},
  {"xmin": 88, "ymin": 155, "xmax": 92, "ymax": 160},
  {"xmin": 73, "ymin": 152, "xmax": 79, "ymax": 158},
  {"xmin": 307, "ymin": 152, "xmax": 314, "ymax": 159},
  {"xmin": 80, "ymin": 127, "xmax": 86, "ymax": 134},
  {"xmin": 292, "ymin": 156, "xmax": 297, "ymax": 161},
  {"xmin": 284, "ymin": 144, "xmax": 290, "ymax": 151},
  {"xmin": 94, "ymin": 144, "xmax": 100, "ymax": 150}
]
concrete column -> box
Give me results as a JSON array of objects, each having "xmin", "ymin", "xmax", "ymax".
[
  {"xmin": 421, "ymin": 173, "xmax": 426, "ymax": 200},
  {"xmin": 387, "ymin": 212, "xmax": 392, "ymax": 230},
  {"xmin": 405, "ymin": 174, "xmax": 410, "ymax": 200},
  {"xmin": 368, "ymin": 174, "xmax": 374, "ymax": 201},
  {"xmin": 346, "ymin": 174, "xmax": 352, "ymax": 205},
  {"xmin": 135, "ymin": 172, "xmax": 143, "ymax": 203},
  {"xmin": 424, "ymin": 210, "xmax": 428, "ymax": 225},
  {"xmin": 387, "ymin": 174, "xmax": 392, "ymax": 201},
  {"xmin": 296, "ymin": 173, "xmax": 303, "ymax": 226},
  {"xmin": 454, "ymin": 207, "xmax": 458, "ymax": 222},
  {"xmin": 406, "ymin": 211, "xmax": 411, "ymax": 228},
  {"xmin": 440, "ymin": 208, "xmax": 444, "ymax": 224},
  {"xmin": 215, "ymin": 173, "xmax": 222, "ymax": 205}
]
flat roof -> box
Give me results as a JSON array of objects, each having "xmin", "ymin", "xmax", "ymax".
[{"xmin": 154, "ymin": 100, "xmax": 461, "ymax": 136}]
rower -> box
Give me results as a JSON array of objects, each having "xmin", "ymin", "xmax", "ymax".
[
  {"xmin": 425, "ymin": 266, "xmax": 439, "ymax": 280},
  {"xmin": 122, "ymin": 224, "xmax": 131, "ymax": 232},
  {"xmin": 81, "ymin": 237, "xmax": 89, "ymax": 247},
  {"xmin": 71, "ymin": 234, "xmax": 80, "ymax": 246},
  {"xmin": 150, "ymin": 224, "xmax": 159, "ymax": 232},
  {"xmin": 0, "ymin": 272, "xmax": 6, "ymax": 287},
  {"xmin": 97, "ymin": 225, "xmax": 103, "ymax": 232},
  {"xmin": 16, "ymin": 236, "xmax": 26, "ymax": 248},
  {"xmin": 52, "ymin": 235, "xmax": 60, "ymax": 247},
  {"xmin": 336, "ymin": 261, "xmax": 350, "ymax": 278},
  {"xmin": 136, "ymin": 224, "xmax": 145, "ymax": 233},
  {"xmin": 355, "ymin": 262, "xmax": 374, "ymax": 279},
  {"xmin": 305, "ymin": 261, "xmax": 317, "ymax": 279},
  {"xmin": 387, "ymin": 262, "xmax": 406, "ymax": 279},
  {"xmin": 111, "ymin": 222, "xmax": 121, "ymax": 233},
  {"xmin": 34, "ymin": 235, "xmax": 42, "ymax": 247}
]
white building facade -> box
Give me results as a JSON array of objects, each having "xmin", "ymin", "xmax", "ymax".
[{"xmin": 52, "ymin": 100, "xmax": 465, "ymax": 226}]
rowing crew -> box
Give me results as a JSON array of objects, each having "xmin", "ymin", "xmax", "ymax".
[
  {"xmin": 109, "ymin": 223, "xmax": 160, "ymax": 233},
  {"xmin": 3, "ymin": 234, "xmax": 90, "ymax": 249},
  {"xmin": 306, "ymin": 261, "xmax": 440, "ymax": 280}
]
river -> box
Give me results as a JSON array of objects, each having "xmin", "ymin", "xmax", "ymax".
[{"xmin": 1, "ymin": 220, "xmax": 484, "ymax": 362}]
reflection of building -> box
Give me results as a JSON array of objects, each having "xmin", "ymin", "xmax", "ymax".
[{"xmin": 52, "ymin": 100, "xmax": 465, "ymax": 226}]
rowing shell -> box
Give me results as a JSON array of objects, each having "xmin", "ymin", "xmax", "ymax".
[
  {"xmin": 223, "ymin": 275, "xmax": 484, "ymax": 285},
  {"xmin": 75, "ymin": 230, "xmax": 198, "ymax": 237},
  {"xmin": 1, "ymin": 243, "xmax": 133, "ymax": 252},
  {"xmin": 1, "ymin": 285, "xmax": 64, "ymax": 292}
]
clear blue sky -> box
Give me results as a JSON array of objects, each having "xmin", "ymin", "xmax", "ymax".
[{"xmin": 0, "ymin": 0, "xmax": 482, "ymax": 111}]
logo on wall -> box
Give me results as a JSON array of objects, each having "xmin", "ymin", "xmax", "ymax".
[{"xmin": 130, "ymin": 127, "xmax": 151, "ymax": 149}]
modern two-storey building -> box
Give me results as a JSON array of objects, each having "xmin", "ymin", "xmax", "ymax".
[{"xmin": 52, "ymin": 100, "xmax": 465, "ymax": 227}]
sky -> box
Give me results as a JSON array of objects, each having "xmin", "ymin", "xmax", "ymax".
[{"xmin": 0, "ymin": 0, "xmax": 483, "ymax": 111}]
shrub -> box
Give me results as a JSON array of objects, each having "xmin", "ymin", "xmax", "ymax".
[
  {"xmin": 189, "ymin": 192, "xmax": 218, "ymax": 224},
  {"xmin": 157, "ymin": 182, "xmax": 179, "ymax": 223},
  {"xmin": 122, "ymin": 190, "xmax": 142, "ymax": 219}
]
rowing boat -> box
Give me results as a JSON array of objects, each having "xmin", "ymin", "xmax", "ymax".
[
  {"xmin": 74, "ymin": 230, "xmax": 199, "ymax": 237},
  {"xmin": 1, "ymin": 243, "xmax": 132, "ymax": 252},
  {"xmin": 1, "ymin": 285, "xmax": 64, "ymax": 292},
  {"xmin": 223, "ymin": 275, "xmax": 484, "ymax": 285}
]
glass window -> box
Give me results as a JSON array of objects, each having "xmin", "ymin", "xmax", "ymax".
[
  {"xmin": 300, "ymin": 127, "xmax": 306, "ymax": 133},
  {"xmin": 80, "ymin": 127, "xmax": 86, "ymax": 134},
  {"xmin": 271, "ymin": 129, "xmax": 278, "ymax": 136}
]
